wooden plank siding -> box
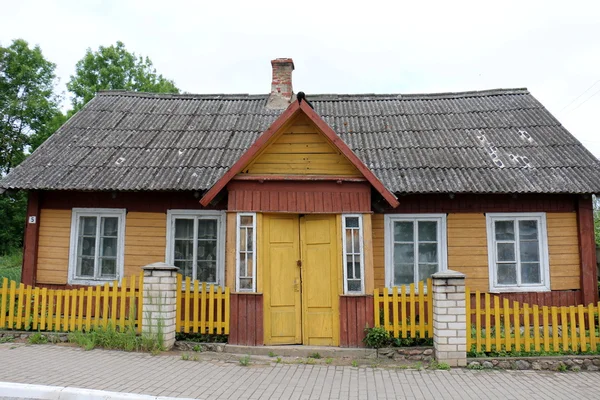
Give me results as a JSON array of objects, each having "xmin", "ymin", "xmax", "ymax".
[
  {"xmin": 339, "ymin": 295, "xmax": 374, "ymax": 347},
  {"xmin": 371, "ymin": 212, "xmax": 581, "ymax": 294},
  {"xmin": 229, "ymin": 293, "xmax": 264, "ymax": 346},
  {"xmin": 37, "ymin": 209, "xmax": 71, "ymax": 285},
  {"xmin": 123, "ymin": 212, "xmax": 166, "ymax": 277},
  {"xmin": 227, "ymin": 181, "xmax": 371, "ymax": 213},
  {"xmin": 241, "ymin": 114, "xmax": 361, "ymax": 177}
]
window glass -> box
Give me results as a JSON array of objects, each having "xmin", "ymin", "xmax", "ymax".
[
  {"xmin": 237, "ymin": 214, "xmax": 255, "ymax": 291},
  {"xmin": 343, "ymin": 216, "xmax": 363, "ymax": 293},
  {"xmin": 391, "ymin": 218, "xmax": 440, "ymax": 287}
]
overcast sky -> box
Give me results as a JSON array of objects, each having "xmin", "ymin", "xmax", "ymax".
[{"xmin": 3, "ymin": 0, "xmax": 600, "ymax": 156}]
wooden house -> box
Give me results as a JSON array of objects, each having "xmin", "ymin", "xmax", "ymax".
[{"xmin": 2, "ymin": 58, "xmax": 599, "ymax": 346}]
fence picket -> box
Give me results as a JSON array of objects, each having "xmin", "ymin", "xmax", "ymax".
[
  {"xmin": 119, "ymin": 276, "xmax": 127, "ymax": 331},
  {"xmin": 523, "ymin": 304, "xmax": 530, "ymax": 352},
  {"xmin": 70, "ymin": 289, "xmax": 77, "ymax": 331},
  {"xmin": 427, "ymin": 279, "xmax": 433, "ymax": 338},
  {"xmin": 55, "ymin": 290, "xmax": 62, "ymax": 332},
  {"xmin": 485, "ymin": 293, "xmax": 491, "ymax": 351},
  {"xmin": 569, "ymin": 306, "xmax": 578, "ymax": 351},
  {"xmin": 475, "ymin": 292, "xmax": 482, "ymax": 353},
  {"xmin": 224, "ymin": 287, "xmax": 230, "ymax": 334},
  {"xmin": 208, "ymin": 284, "xmax": 215, "ymax": 334},
  {"xmin": 77, "ymin": 288, "xmax": 85, "ymax": 331},
  {"xmin": 542, "ymin": 306, "xmax": 550, "ymax": 352},
  {"xmin": 9, "ymin": 281, "xmax": 18, "ymax": 329},
  {"xmin": 465, "ymin": 286, "xmax": 471, "ymax": 350},
  {"xmin": 85, "ymin": 287, "xmax": 92, "ymax": 332},
  {"xmin": 533, "ymin": 305, "xmax": 540, "ymax": 352},
  {"xmin": 418, "ymin": 281, "xmax": 425, "ymax": 337},
  {"xmin": 200, "ymin": 282, "xmax": 207, "ymax": 333},
  {"xmin": 400, "ymin": 285, "xmax": 407, "ymax": 338},
  {"xmin": 40, "ymin": 287, "xmax": 48, "ymax": 330},
  {"xmin": 578, "ymin": 305, "xmax": 587, "ymax": 351},
  {"xmin": 111, "ymin": 281, "xmax": 118, "ymax": 326},
  {"xmin": 409, "ymin": 284, "xmax": 416, "ymax": 337},
  {"xmin": 184, "ymin": 276, "xmax": 191, "ymax": 333},
  {"xmin": 24, "ymin": 285, "xmax": 32, "ymax": 330},
  {"xmin": 503, "ymin": 299, "xmax": 511, "ymax": 352},
  {"xmin": 373, "ymin": 289, "xmax": 379, "ymax": 327},
  {"xmin": 392, "ymin": 287, "xmax": 399, "ymax": 338},
  {"xmin": 494, "ymin": 296, "xmax": 501, "ymax": 349},
  {"xmin": 561, "ymin": 307, "xmax": 569, "ymax": 351},
  {"xmin": 551, "ymin": 307, "xmax": 559, "ymax": 351},
  {"xmin": 193, "ymin": 280, "xmax": 200, "ymax": 333},
  {"xmin": 102, "ymin": 283, "xmax": 109, "ymax": 329},
  {"xmin": 514, "ymin": 301, "xmax": 521, "ymax": 351},
  {"xmin": 216, "ymin": 286, "xmax": 223, "ymax": 333},
  {"xmin": 589, "ymin": 303, "xmax": 597, "ymax": 352},
  {"xmin": 32, "ymin": 286, "xmax": 39, "ymax": 330},
  {"xmin": 16, "ymin": 283, "xmax": 25, "ymax": 329},
  {"xmin": 0, "ymin": 278, "xmax": 8, "ymax": 328},
  {"xmin": 383, "ymin": 288, "xmax": 390, "ymax": 332},
  {"xmin": 47, "ymin": 290, "xmax": 54, "ymax": 331},
  {"xmin": 137, "ymin": 271, "xmax": 144, "ymax": 334}
]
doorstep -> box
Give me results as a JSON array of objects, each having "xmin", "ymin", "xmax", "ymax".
[{"xmin": 175, "ymin": 341, "xmax": 376, "ymax": 359}]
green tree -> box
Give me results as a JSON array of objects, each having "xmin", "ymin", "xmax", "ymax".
[
  {"xmin": 0, "ymin": 39, "xmax": 61, "ymax": 175},
  {"xmin": 67, "ymin": 41, "xmax": 179, "ymax": 111},
  {"xmin": 0, "ymin": 39, "xmax": 61, "ymax": 255}
]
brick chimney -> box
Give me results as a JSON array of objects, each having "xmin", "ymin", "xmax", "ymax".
[{"xmin": 266, "ymin": 58, "xmax": 294, "ymax": 109}]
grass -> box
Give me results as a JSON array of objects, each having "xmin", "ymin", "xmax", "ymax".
[
  {"xmin": 0, "ymin": 250, "xmax": 22, "ymax": 282},
  {"xmin": 68, "ymin": 323, "xmax": 162, "ymax": 353},
  {"xmin": 268, "ymin": 351, "xmax": 277, "ymax": 357},
  {"xmin": 27, "ymin": 332, "xmax": 47, "ymax": 344},
  {"xmin": 308, "ymin": 352, "xmax": 321, "ymax": 359},
  {"xmin": 239, "ymin": 355, "xmax": 251, "ymax": 366}
]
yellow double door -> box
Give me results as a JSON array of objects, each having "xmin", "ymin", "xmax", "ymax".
[{"xmin": 263, "ymin": 214, "xmax": 340, "ymax": 346}]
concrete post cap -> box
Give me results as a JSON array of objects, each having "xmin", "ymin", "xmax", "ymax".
[
  {"xmin": 432, "ymin": 270, "xmax": 466, "ymax": 279},
  {"xmin": 141, "ymin": 262, "xmax": 179, "ymax": 271}
]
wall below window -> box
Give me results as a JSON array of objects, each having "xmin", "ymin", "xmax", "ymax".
[{"xmin": 339, "ymin": 295, "xmax": 374, "ymax": 347}]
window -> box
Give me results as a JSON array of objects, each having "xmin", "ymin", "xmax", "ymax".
[
  {"xmin": 343, "ymin": 215, "xmax": 364, "ymax": 294},
  {"xmin": 69, "ymin": 208, "xmax": 126, "ymax": 285},
  {"xmin": 385, "ymin": 214, "xmax": 447, "ymax": 288},
  {"xmin": 236, "ymin": 213, "xmax": 256, "ymax": 292},
  {"xmin": 486, "ymin": 213, "xmax": 550, "ymax": 292},
  {"xmin": 166, "ymin": 210, "xmax": 225, "ymax": 285}
]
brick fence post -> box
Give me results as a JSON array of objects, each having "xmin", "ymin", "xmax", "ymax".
[
  {"xmin": 142, "ymin": 263, "xmax": 178, "ymax": 350},
  {"xmin": 432, "ymin": 270, "xmax": 467, "ymax": 367}
]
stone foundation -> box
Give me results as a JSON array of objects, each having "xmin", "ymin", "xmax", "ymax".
[
  {"xmin": 0, "ymin": 331, "xmax": 69, "ymax": 343},
  {"xmin": 377, "ymin": 347, "xmax": 434, "ymax": 361},
  {"xmin": 468, "ymin": 356, "xmax": 600, "ymax": 371}
]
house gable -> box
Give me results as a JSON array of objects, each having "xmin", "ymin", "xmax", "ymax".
[
  {"xmin": 240, "ymin": 113, "xmax": 361, "ymax": 177},
  {"xmin": 200, "ymin": 100, "xmax": 400, "ymax": 208}
]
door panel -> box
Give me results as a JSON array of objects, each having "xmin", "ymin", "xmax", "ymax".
[
  {"xmin": 263, "ymin": 215, "xmax": 302, "ymax": 344},
  {"xmin": 301, "ymin": 215, "xmax": 340, "ymax": 346}
]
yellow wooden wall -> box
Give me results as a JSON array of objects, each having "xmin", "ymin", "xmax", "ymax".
[
  {"xmin": 37, "ymin": 209, "xmax": 71, "ymax": 285},
  {"xmin": 123, "ymin": 212, "xmax": 166, "ymax": 277},
  {"xmin": 371, "ymin": 213, "xmax": 581, "ymax": 292},
  {"xmin": 242, "ymin": 114, "xmax": 361, "ymax": 176},
  {"xmin": 36, "ymin": 210, "xmax": 167, "ymax": 285}
]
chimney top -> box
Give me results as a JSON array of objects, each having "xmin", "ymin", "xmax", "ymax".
[{"xmin": 267, "ymin": 58, "xmax": 295, "ymax": 109}]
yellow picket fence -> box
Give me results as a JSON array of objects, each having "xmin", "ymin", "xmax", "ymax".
[
  {"xmin": 374, "ymin": 279, "xmax": 433, "ymax": 338},
  {"xmin": 467, "ymin": 288, "xmax": 600, "ymax": 353},
  {"xmin": 176, "ymin": 274, "xmax": 230, "ymax": 335},
  {"xmin": 0, "ymin": 272, "xmax": 144, "ymax": 333}
]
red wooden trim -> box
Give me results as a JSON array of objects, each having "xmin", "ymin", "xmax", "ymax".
[
  {"xmin": 200, "ymin": 102, "xmax": 302, "ymax": 206},
  {"xmin": 232, "ymin": 175, "xmax": 367, "ymax": 182},
  {"xmin": 577, "ymin": 196, "xmax": 598, "ymax": 305},
  {"xmin": 298, "ymin": 101, "xmax": 399, "ymax": 208},
  {"xmin": 200, "ymin": 100, "xmax": 400, "ymax": 208},
  {"xmin": 22, "ymin": 191, "xmax": 40, "ymax": 286},
  {"xmin": 339, "ymin": 295, "xmax": 374, "ymax": 347}
]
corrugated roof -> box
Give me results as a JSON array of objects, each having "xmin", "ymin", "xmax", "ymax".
[{"xmin": 2, "ymin": 88, "xmax": 600, "ymax": 194}]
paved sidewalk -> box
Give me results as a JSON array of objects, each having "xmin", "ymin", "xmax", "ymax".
[{"xmin": 1, "ymin": 344, "xmax": 600, "ymax": 399}]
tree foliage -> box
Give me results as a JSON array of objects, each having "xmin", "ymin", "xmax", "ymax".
[
  {"xmin": 67, "ymin": 41, "xmax": 179, "ymax": 111},
  {"xmin": 0, "ymin": 39, "xmax": 61, "ymax": 175}
]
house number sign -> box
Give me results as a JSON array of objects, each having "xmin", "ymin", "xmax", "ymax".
[{"xmin": 28, "ymin": 216, "xmax": 37, "ymax": 224}]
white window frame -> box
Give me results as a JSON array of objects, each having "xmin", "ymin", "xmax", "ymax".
[
  {"xmin": 165, "ymin": 210, "xmax": 226, "ymax": 286},
  {"xmin": 342, "ymin": 214, "xmax": 365, "ymax": 295},
  {"xmin": 486, "ymin": 212, "xmax": 550, "ymax": 293},
  {"xmin": 384, "ymin": 214, "xmax": 448, "ymax": 289},
  {"xmin": 68, "ymin": 208, "xmax": 126, "ymax": 286},
  {"xmin": 236, "ymin": 212, "xmax": 257, "ymax": 292}
]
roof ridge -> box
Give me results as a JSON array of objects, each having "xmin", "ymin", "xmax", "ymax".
[{"xmin": 95, "ymin": 88, "xmax": 529, "ymax": 101}]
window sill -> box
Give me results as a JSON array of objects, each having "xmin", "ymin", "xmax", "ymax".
[
  {"xmin": 489, "ymin": 286, "xmax": 551, "ymax": 293},
  {"xmin": 68, "ymin": 278, "xmax": 120, "ymax": 286}
]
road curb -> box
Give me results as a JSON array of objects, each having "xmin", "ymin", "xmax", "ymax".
[{"xmin": 0, "ymin": 382, "xmax": 195, "ymax": 400}]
